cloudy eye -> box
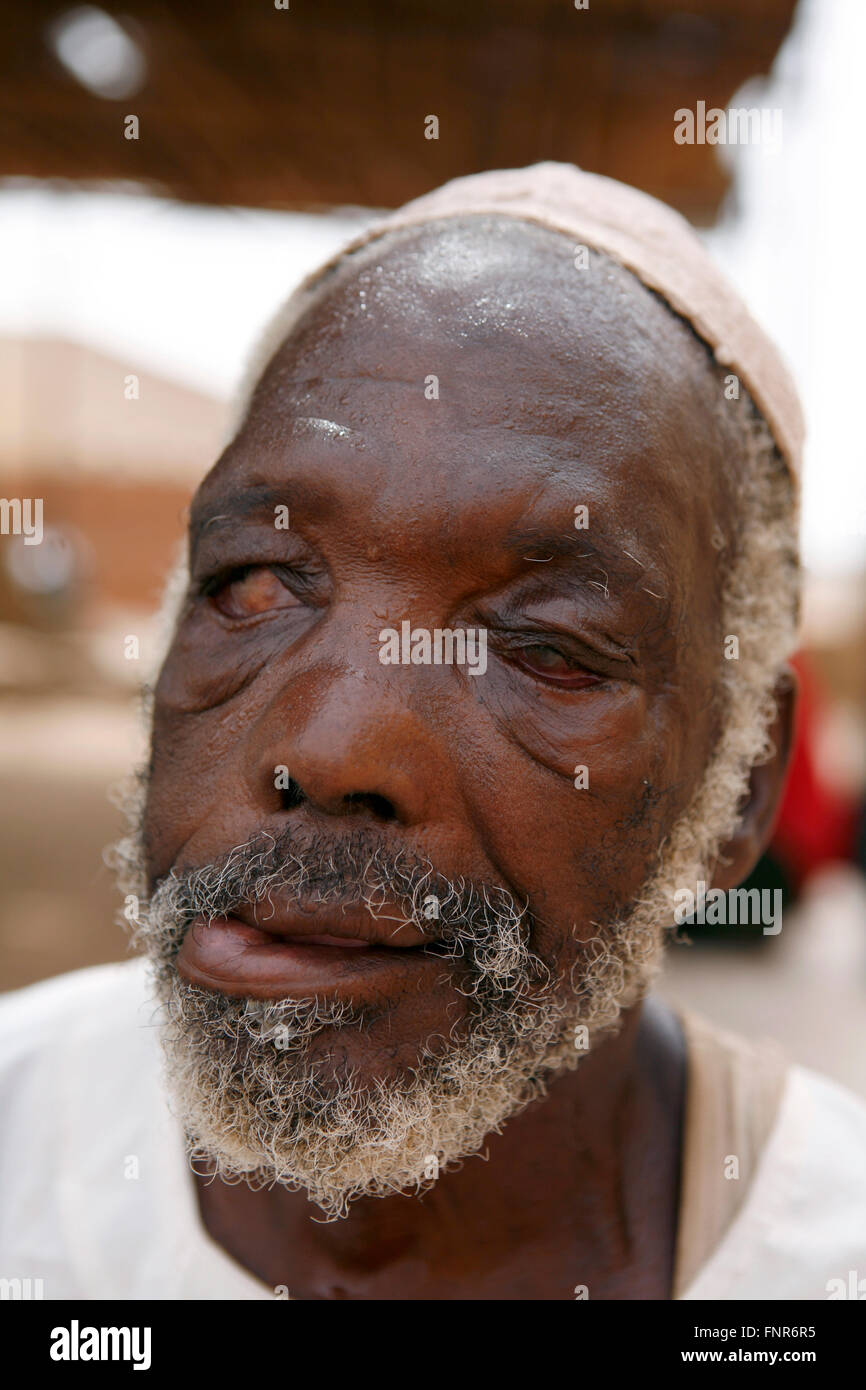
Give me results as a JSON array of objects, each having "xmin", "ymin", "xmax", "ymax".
[
  {"xmin": 512, "ymin": 643, "xmax": 602, "ymax": 689},
  {"xmin": 208, "ymin": 566, "xmax": 301, "ymax": 619}
]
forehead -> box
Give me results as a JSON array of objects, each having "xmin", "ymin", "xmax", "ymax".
[{"xmin": 193, "ymin": 219, "xmax": 736, "ymax": 599}]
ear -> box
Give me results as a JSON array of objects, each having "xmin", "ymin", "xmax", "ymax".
[{"xmin": 710, "ymin": 666, "xmax": 798, "ymax": 893}]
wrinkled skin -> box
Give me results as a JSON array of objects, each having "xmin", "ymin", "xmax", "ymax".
[{"xmin": 143, "ymin": 218, "xmax": 794, "ymax": 1298}]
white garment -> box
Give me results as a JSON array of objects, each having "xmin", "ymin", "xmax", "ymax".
[
  {"xmin": 0, "ymin": 960, "xmax": 269, "ymax": 1299},
  {"xmin": 0, "ymin": 958, "xmax": 864, "ymax": 1300}
]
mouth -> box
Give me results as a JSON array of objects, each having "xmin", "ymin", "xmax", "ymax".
[{"xmin": 175, "ymin": 901, "xmax": 439, "ymax": 1001}]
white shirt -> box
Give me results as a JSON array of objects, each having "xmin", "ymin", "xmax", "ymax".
[{"xmin": 0, "ymin": 959, "xmax": 864, "ymax": 1300}]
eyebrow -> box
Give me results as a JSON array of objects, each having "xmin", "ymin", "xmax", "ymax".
[
  {"xmin": 493, "ymin": 530, "xmax": 671, "ymax": 638},
  {"xmin": 504, "ymin": 527, "xmax": 657, "ymax": 588},
  {"xmin": 189, "ymin": 484, "xmax": 297, "ymax": 549}
]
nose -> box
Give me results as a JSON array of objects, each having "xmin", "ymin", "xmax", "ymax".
[{"xmin": 248, "ymin": 657, "xmax": 450, "ymax": 829}]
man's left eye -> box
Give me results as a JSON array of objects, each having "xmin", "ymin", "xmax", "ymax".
[
  {"xmin": 208, "ymin": 566, "xmax": 301, "ymax": 619},
  {"xmin": 511, "ymin": 643, "xmax": 602, "ymax": 689}
]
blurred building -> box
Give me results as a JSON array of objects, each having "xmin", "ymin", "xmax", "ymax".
[
  {"xmin": 0, "ymin": 335, "xmax": 226, "ymax": 687},
  {"xmin": 0, "ymin": 336, "xmax": 225, "ymax": 989}
]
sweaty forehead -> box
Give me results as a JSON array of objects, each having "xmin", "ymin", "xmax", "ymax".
[{"xmin": 244, "ymin": 215, "xmax": 725, "ymax": 425}]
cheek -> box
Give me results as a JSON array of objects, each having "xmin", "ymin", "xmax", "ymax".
[
  {"xmin": 155, "ymin": 610, "xmax": 273, "ymax": 712},
  {"xmin": 456, "ymin": 681, "xmax": 707, "ymax": 962},
  {"xmin": 143, "ymin": 610, "xmax": 292, "ymax": 880},
  {"xmin": 143, "ymin": 691, "xmax": 261, "ymax": 884}
]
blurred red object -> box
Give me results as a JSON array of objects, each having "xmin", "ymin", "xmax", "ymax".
[{"xmin": 771, "ymin": 652, "xmax": 860, "ymax": 889}]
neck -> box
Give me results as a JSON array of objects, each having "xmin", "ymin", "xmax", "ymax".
[{"xmin": 193, "ymin": 995, "xmax": 685, "ymax": 1299}]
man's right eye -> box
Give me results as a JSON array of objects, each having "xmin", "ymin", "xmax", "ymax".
[{"xmin": 206, "ymin": 566, "xmax": 302, "ymax": 620}]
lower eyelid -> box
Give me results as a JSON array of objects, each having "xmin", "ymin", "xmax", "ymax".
[{"xmin": 503, "ymin": 650, "xmax": 598, "ymax": 682}]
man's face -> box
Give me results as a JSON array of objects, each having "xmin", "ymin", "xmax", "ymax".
[{"xmin": 138, "ymin": 219, "xmax": 740, "ymax": 1207}]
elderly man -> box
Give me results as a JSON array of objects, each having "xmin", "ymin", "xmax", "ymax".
[{"xmin": 1, "ymin": 163, "xmax": 864, "ymax": 1301}]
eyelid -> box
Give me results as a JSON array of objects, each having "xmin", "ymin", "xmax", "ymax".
[
  {"xmin": 491, "ymin": 631, "xmax": 590, "ymax": 668},
  {"xmin": 198, "ymin": 561, "xmax": 318, "ymax": 598},
  {"xmin": 190, "ymin": 526, "xmax": 323, "ymax": 584},
  {"xmin": 492, "ymin": 627, "xmax": 603, "ymax": 664},
  {"xmin": 488, "ymin": 628, "xmax": 638, "ymax": 692},
  {"xmin": 490, "ymin": 618, "xmax": 637, "ymax": 670},
  {"xmin": 198, "ymin": 564, "xmax": 250, "ymax": 597}
]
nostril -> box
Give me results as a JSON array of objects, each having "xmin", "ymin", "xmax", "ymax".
[
  {"xmin": 278, "ymin": 782, "xmax": 395, "ymax": 820},
  {"xmin": 279, "ymin": 778, "xmax": 305, "ymax": 812},
  {"xmin": 345, "ymin": 792, "xmax": 397, "ymax": 822}
]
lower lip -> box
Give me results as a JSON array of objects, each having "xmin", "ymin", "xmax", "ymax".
[{"xmin": 175, "ymin": 917, "xmax": 434, "ymax": 1000}]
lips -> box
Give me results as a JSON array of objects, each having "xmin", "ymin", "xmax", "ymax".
[
  {"xmin": 284, "ymin": 933, "xmax": 371, "ymax": 948},
  {"xmin": 175, "ymin": 901, "xmax": 435, "ymax": 1000},
  {"xmin": 236, "ymin": 898, "xmax": 429, "ymax": 950}
]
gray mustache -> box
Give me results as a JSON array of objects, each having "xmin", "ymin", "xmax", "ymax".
[
  {"xmin": 158, "ymin": 832, "xmax": 490, "ymax": 927},
  {"xmin": 136, "ymin": 828, "xmax": 551, "ymax": 999}
]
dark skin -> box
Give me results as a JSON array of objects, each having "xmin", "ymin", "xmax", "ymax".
[{"xmin": 144, "ymin": 218, "xmax": 796, "ymax": 1299}]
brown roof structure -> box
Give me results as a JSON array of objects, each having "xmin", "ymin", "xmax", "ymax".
[{"xmin": 2, "ymin": 0, "xmax": 799, "ymax": 223}]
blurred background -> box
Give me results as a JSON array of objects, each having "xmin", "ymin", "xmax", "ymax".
[{"xmin": 0, "ymin": 0, "xmax": 864, "ymax": 1091}]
